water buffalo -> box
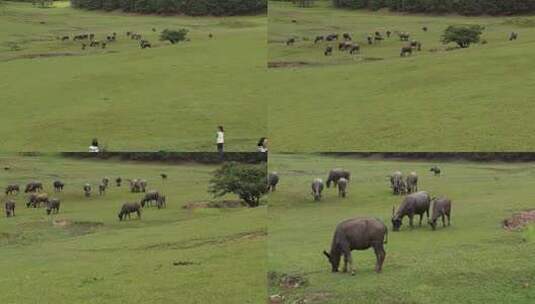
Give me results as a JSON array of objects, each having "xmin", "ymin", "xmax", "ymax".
[
  {"xmin": 27, "ymin": 193, "xmax": 49, "ymax": 208},
  {"xmin": 400, "ymin": 46, "xmax": 413, "ymax": 57},
  {"xmin": 430, "ymin": 166, "xmax": 441, "ymax": 176},
  {"xmin": 324, "ymin": 46, "xmax": 333, "ymax": 56},
  {"xmin": 391, "ymin": 191, "xmax": 431, "ymax": 231},
  {"xmin": 326, "ymin": 169, "xmax": 351, "ymax": 188},
  {"xmin": 399, "ymin": 32, "xmax": 410, "ymax": 41},
  {"xmin": 53, "ymin": 180, "xmax": 64, "ymax": 192},
  {"xmin": 140, "ymin": 190, "xmax": 162, "ymax": 208},
  {"xmin": 339, "ymin": 41, "xmax": 351, "ymax": 51},
  {"xmin": 314, "ymin": 36, "xmax": 324, "ymax": 44},
  {"xmin": 268, "ymin": 172, "xmax": 279, "ymax": 192},
  {"xmin": 5, "ymin": 200, "xmax": 15, "ymax": 217},
  {"xmin": 89, "ymin": 40, "xmax": 100, "ymax": 47},
  {"xmin": 326, "ymin": 34, "xmax": 338, "ymax": 41},
  {"xmin": 510, "ymin": 32, "xmax": 518, "ymax": 41},
  {"xmin": 98, "ymin": 184, "xmax": 106, "ymax": 196},
  {"xmin": 323, "ymin": 217, "xmax": 387, "ymax": 275},
  {"xmin": 342, "ymin": 33, "xmax": 352, "ymax": 41},
  {"xmin": 129, "ymin": 179, "xmax": 146, "ymax": 193},
  {"xmin": 5, "ymin": 184, "xmax": 20, "ymax": 195},
  {"xmin": 410, "ymin": 40, "xmax": 422, "ymax": 51},
  {"xmin": 367, "ymin": 35, "xmax": 373, "ymax": 45},
  {"xmin": 140, "ymin": 40, "xmax": 151, "ymax": 49},
  {"xmin": 156, "ymin": 195, "xmax": 166, "ymax": 209},
  {"xmin": 83, "ymin": 184, "xmax": 92, "ymax": 197},
  {"xmin": 311, "ymin": 178, "xmax": 324, "ymax": 201},
  {"xmin": 116, "ymin": 177, "xmax": 122, "ymax": 187},
  {"xmin": 337, "ymin": 178, "xmax": 348, "ymax": 198},
  {"xmin": 25, "ymin": 181, "xmax": 43, "ymax": 193},
  {"xmin": 102, "ymin": 177, "xmax": 110, "ymax": 188},
  {"xmin": 46, "ymin": 198, "xmax": 60, "ymax": 215},
  {"xmin": 389, "ymin": 171, "xmax": 406, "ymax": 195},
  {"xmin": 405, "ymin": 172, "xmax": 418, "ymax": 194},
  {"xmin": 349, "ymin": 44, "xmax": 360, "ymax": 55},
  {"xmin": 118, "ymin": 202, "xmax": 141, "ymax": 221},
  {"xmin": 428, "ymin": 197, "xmax": 451, "ymax": 230},
  {"xmin": 286, "ymin": 38, "xmax": 295, "ymax": 46}
]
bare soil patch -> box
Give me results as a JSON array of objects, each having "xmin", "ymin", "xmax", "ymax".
[
  {"xmin": 503, "ymin": 210, "xmax": 535, "ymax": 230},
  {"xmin": 268, "ymin": 271, "xmax": 308, "ymax": 289}
]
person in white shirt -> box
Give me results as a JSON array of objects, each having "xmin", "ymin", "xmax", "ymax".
[
  {"xmin": 89, "ymin": 138, "xmax": 100, "ymax": 153},
  {"xmin": 257, "ymin": 137, "xmax": 268, "ymax": 152},
  {"xmin": 216, "ymin": 126, "xmax": 224, "ymax": 154}
]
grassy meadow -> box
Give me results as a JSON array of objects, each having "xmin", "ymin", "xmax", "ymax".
[
  {"xmin": 0, "ymin": 1, "xmax": 266, "ymax": 151},
  {"xmin": 268, "ymin": 154, "xmax": 535, "ymax": 303},
  {"xmin": 0, "ymin": 154, "xmax": 267, "ymax": 304},
  {"xmin": 267, "ymin": 1, "xmax": 535, "ymax": 151}
]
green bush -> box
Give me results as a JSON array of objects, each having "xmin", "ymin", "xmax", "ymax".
[
  {"xmin": 441, "ymin": 24, "xmax": 485, "ymax": 48},
  {"xmin": 208, "ymin": 162, "xmax": 268, "ymax": 207},
  {"xmin": 160, "ymin": 28, "xmax": 188, "ymax": 44}
]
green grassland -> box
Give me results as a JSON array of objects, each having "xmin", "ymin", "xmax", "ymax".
[
  {"xmin": 0, "ymin": 154, "xmax": 266, "ymax": 304},
  {"xmin": 267, "ymin": 1, "xmax": 535, "ymax": 151},
  {"xmin": 0, "ymin": 2, "xmax": 266, "ymax": 151},
  {"xmin": 268, "ymin": 154, "xmax": 535, "ymax": 303}
]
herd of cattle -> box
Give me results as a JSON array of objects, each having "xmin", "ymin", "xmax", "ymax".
[
  {"xmin": 58, "ymin": 29, "xmax": 156, "ymax": 50},
  {"xmin": 285, "ymin": 21, "xmax": 521, "ymax": 58},
  {"xmin": 266, "ymin": 165, "xmax": 452, "ymax": 275},
  {"xmin": 3, "ymin": 175, "xmax": 168, "ymax": 221}
]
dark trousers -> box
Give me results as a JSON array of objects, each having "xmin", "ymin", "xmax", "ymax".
[{"xmin": 217, "ymin": 143, "xmax": 224, "ymax": 158}]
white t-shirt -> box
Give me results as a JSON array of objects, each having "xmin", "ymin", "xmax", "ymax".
[
  {"xmin": 89, "ymin": 145, "xmax": 100, "ymax": 153},
  {"xmin": 216, "ymin": 131, "xmax": 224, "ymax": 144}
]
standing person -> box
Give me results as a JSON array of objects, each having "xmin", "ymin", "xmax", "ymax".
[
  {"xmin": 89, "ymin": 138, "xmax": 99, "ymax": 153},
  {"xmin": 216, "ymin": 126, "xmax": 224, "ymax": 155},
  {"xmin": 257, "ymin": 137, "xmax": 268, "ymax": 152}
]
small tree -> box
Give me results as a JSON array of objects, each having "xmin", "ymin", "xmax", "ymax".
[
  {"xmin": 441, "ymin": 25, "xmax": 485, "ymax": 48},
  {"xmin": 159, "ymin": 29, "xmax": 189, "ymax": 44},
  {"xmin": 208, "ymin": 162, "xmax": 268, "ymax": 207}
]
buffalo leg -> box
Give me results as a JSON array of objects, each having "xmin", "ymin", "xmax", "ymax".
[
  {"xmin": 409, "ymin": 214, "xmax": 414, "ymax": 228},
  {"xmin": 441, "ymin": 214, "xmax": 446, "ymax": 227},
  {"xmin": 419, "ymin": 214, "xmax": 423, "ymax": 226},
  {"xmin": 373, "ymin": 245, "xmax": 386, "ymax": 273},
  {"xmin": 447, "ymin": 212, "xmax": 451, "ymax": 226},
  {"xmin": 342, "ymin": 254, "xmax": 348, "ymax": 273}
]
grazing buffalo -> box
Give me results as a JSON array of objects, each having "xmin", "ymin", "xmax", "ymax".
[
  {"xmin": 116, "ymin": 177, "xmax": 122, "ymax": 187},
  {"xmin": 405, "ymin": 172, "xmax": 418, "ymax": 194},
  {"xmin": 429, "ymin": 197, "xmax": 451, "ymax": 230},
  {"xmin": 27, "ymin": 193, "xmax": 49, "ymax": 208},
  {"xmin": 83, "ymin": 184, "xmax": 92, "ymax": 197},
  {"xmin": 326, "ymin": 169, "xmax": 351, "ymax": 188},
  {"xmin": 5, "ymin": 184, "xmax": 20, "ymax": 195},
  {"xmin": 46, "ymin": 198, "xmax": 60, "ymax": 215},
  {"xmin": 390, "ymin": 171, "xmax": 406, "ymax": 195},
  {"xmin": 349, "ymin": 44, "xmax": 360, "ymax": 55},
  {"xmin": 286, "ymin": 38, "xmax": 295, "ymax": 46},
  {"xmin": 509, "ymin": 32, "xmax": 518, "ymax": 41},
  {"xmin": 311, "ymin": 178, "xmax": 324, "ymax": 201},
  {"xmin": 326, "ymin": 34, "xmax": 338, "ymax": 41},
  {"xmin": 140, "ymin": 190, "xmax": 163, "ymax": 208},
  {"xmin": 140, "ymin": 40, "xmax": 151, "ymax": 49},
  {"xmin": 391, "ymin": 191, "xmax": 431, "ymax": 231},
  {"xmin": 102, "ymin": 177, "xmax": 110, "ymax": 188},
  {"xmin": 129, "ymin": 179, "xmax": 146, "ymax": 193},
  {"xmin": 118, "ymin": 202, "xmax": 142, "ymax": 221},
  {"xmin": 410, "ymin": 40, "xmax": 422, "ymax": 51},
  {"xmin": 156, "ymin": 195, "xmax": 166, "ymax": 209},
  {"xmin": 323, "ymin": 217, "xmax": 387, "ymax": 275},
  {"xmin": 5, "ymin": 200, "xmax": 15, "ymax": 217},
  {"xmin": 53, "ymin": 180, "xmax": 64, "ymax": 192},
  {"xmin": 343, "ymin": 33, "xmax": 352, "ymax": 41},
  {"xmin": 400, "ymin": 46, "xmax": 413, "ymax": 57},
  {"xmin": 314, "ymin": 36, "xmax": 324, "ymax": 44},
  {"xmin": 267, "ymin": 172, "xmax": 279, "ymax": 192},
  {"xmin": 337, "ymin": 177, "xmax": 348, "ymax": 198},
  {"xmin": 386, "ymin": 30, "xmax": 392, "ymax": 38},
  {"xmin": 430, "ymin": 166, "xmax": 441, "ymax": 176},
  {"xmin": 324, "ymin": 46, "xmax": 333, "ymax": 56},
  {"xmin": 399, "ymin": 32, "xmax": 410, "ymax": 41},
  {"xmin": 98, "ymin": 184, "xmax": 106, "ymax": 196},
  {"xmin": 25, "ymin": 181, "xmax": 43, "ymax": 193}
]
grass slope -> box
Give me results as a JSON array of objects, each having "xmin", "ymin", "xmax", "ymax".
[
  {"xmin": 0, "ymin": 154, "xmax": 266, "ymax": 304},
  {"xmin": 267, "ymin": 1, "xmax": 535, "ymax": 151},
  {"xmin": 0, "ymin": 2, "xmax": 266, "ymax": 151},
  {"xmin": 268, "ymin": 154, "xmax": 535, "ymax": 303}
]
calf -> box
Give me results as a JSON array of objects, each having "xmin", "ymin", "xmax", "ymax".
[
  {"xmin": 5, "ymin": 200, "xmax": 15, "ymax": 217},
  {"xmin": 27, "ymin": 193, "xmax": 49, "ymax": 208},
  {"xmin": 428, "ymin": 198, "xmax": 451, "ymax": 230},
  {"xmin": 311, "ymin": 178, "xmax": 324, "ymax": 201},
  {"xmin": 267, "ymin": 172, "xmax": 279, "ymax": 192},
  {"xmin": 337, "ymin": 177, "xmax": 348, "ymax": 198},
  {"xmin": 323, "ymin": 217, "xmax": 387, "ymax": 275}
]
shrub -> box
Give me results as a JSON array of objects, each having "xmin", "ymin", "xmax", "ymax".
[
  {"xmin": 159, "ymin": 28, "xmax": 189, "ymax": 44},
  {"xmin": 441, "ymin": 25, "xmax": 485, "ymax": 48}
]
